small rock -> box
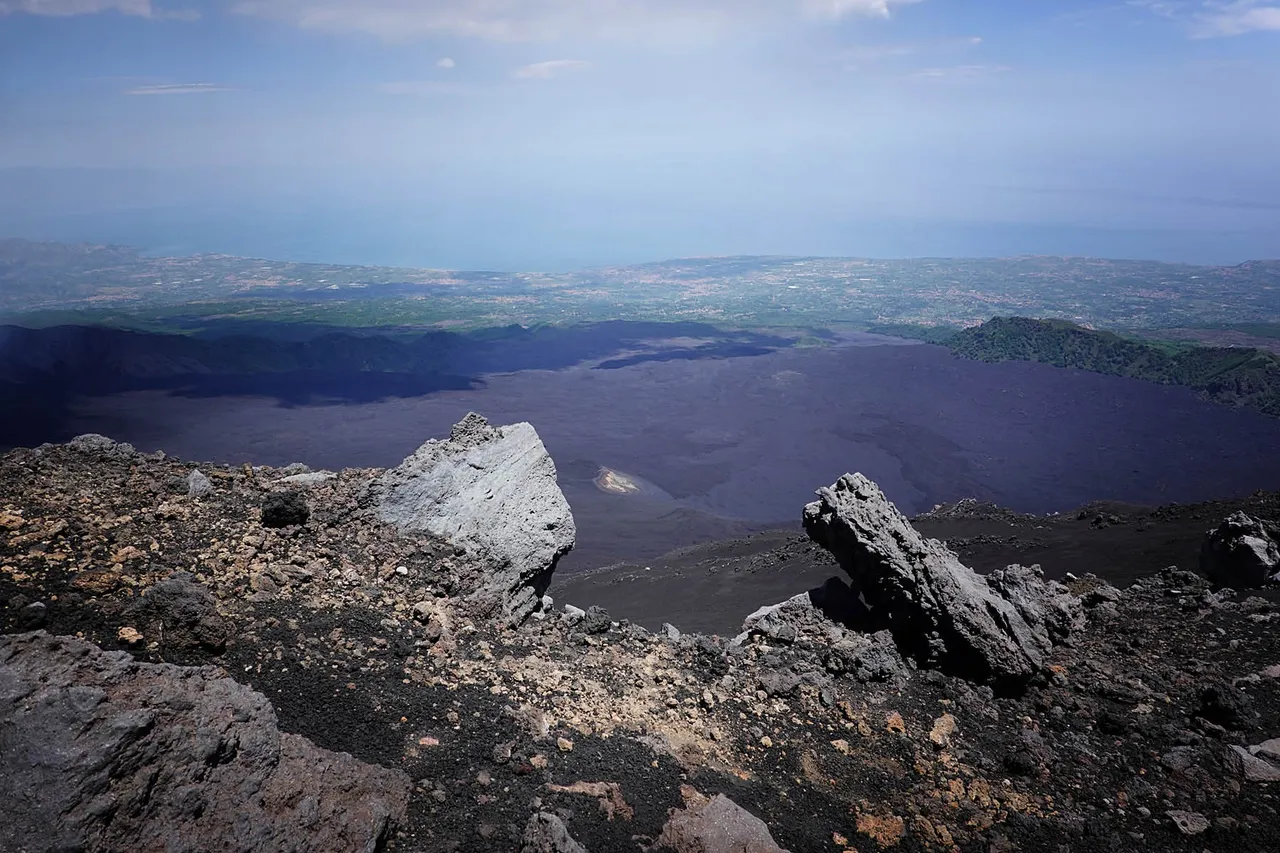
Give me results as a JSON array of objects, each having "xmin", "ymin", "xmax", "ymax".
[
  {"xmin": 1200, "ymin": 512, "xmax": 1280, "ymax": 588},
  {"xmin": 1255, "ymin": 737, "xmax": 1280, "ymax": 762},
  {"xmin": 277, "ymin": 472, "xmax": 335, "ymax": 487},
  {"xmin": 522, "ymin": 812, "xmax": 587, "ymax": 853},
  {"xmin": 650, "ymin": 787, "xmax": 789, "ymax": 853},
  {"xmin": 116, "ymin": 626, "xmax": 144, "ymax": 647},
  {"xmin": 186, "ymin": 470, "xmax": 213, "ymax": 498},
  {"xmin": 1196, "ymin": 682, "xmax": 1250, "ymax": 728},
  {"xmin": 1165, "ymin": 810, "xmax": 1209, "ymax": 836},
  {"xmin": 545, "ymin": 781, "xmax": 634, "ymax": 821},
  {"xmin": 1229, "ymin": 745, "xmax": 1280, "ymax": 782},
  {"xmin": 929, "ymin": 713, "xmax": 957, "ymax": 749},
  {"xmin": 16, "ymin": 601, "xmax": 47, "ymax": 631},
  {"xmin": 261, "ymin": 490, "xmax": 309, "ymax": 528},
  {"xmin": 556, "ymin": 737, "xmax": 574, "ymax": 752},
  {"xmin": 580, "ymin": 606, "xmax": 611, "ymax": 635}
]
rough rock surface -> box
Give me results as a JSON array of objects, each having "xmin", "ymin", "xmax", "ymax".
[
  {"xmin": 122, "ymin": 571, "xmax": 232, "ymax": 657},
  {"xmin": 0, "ymin": 631, "xmax": 410, "ymax": 853},
  {"xmin": 65, "ymin": 433, "xmax": 136, "ymax": 459},
  {"xmin": 4, "ymin": 437, "xmax": 1280, "ymax": 853},
  {"xmin": 376, "ymin": 413, "xmax": 575, "ymax": 623},
  {"xmin": 650, "ymin": 787, "xmax": 790, "ymax": 853},
  {"xmin": 187, "ymin": 469, "xmax": 213, "ymax": 498},
  {"xmin": 261, "ymin": 489, "xmax": 310, "ymax": 528},
  {"xmin": 1201, "ymin": 511, "xmax": 1280, "ymax": 588},
  {"xmin": 521, "ymin": 812, "xmax": 589, "ymax": 853},
  {"xmin": 803, "ymin": 473, "xmax": 1078, "ymax": 685}
]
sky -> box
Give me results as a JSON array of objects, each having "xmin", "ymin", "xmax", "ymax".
[{"xmin": 1, "ymin": 0, "xmax": 1279, "ymax": 269}]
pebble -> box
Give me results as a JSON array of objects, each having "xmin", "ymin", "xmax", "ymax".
[{"xmin": 117, "ymin": 626, "xmax": 144, "ymax": 647}]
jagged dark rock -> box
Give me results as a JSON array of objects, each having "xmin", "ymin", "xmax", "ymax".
[
  {"xmin": 375, "ymin": 413, "xmax": 575, "ymax": 624},
  {"xmin": 802, "ymin": 473, "xmax": 1078, "ymax": 686},
  {"xmin": 1200, "ymin": 511, "xmax": 1280, "ymax": 588},
  {"xmin": 122, "ymin": 571, "xmax": 231, "ymax": 657},
  {"xmin": 580, "ymin": 605, "xmax": 612, "ymax": 634},
  {"xmin": 0, "ymin": 631, "xmax": 410, "ymax": 853},
  {"xmin": 261, "ymin": 489, "xmax": 309, "ymax": 528}
]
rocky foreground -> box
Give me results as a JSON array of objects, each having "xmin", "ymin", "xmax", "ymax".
[{"xmin": 2, "ymin": 419, "xmax": 1279, "ymax": 853}]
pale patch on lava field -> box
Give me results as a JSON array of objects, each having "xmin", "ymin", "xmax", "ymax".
[
  {"xmin": 593, "ymin": 466, "xmax": 673, "ymax": 500},
  {"xmin": 595, "ymin": 467, "xmax": 642, "ymax": 494}
]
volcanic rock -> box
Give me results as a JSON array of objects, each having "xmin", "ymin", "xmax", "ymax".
[
  {"xmin": 122, "ymin": 571, "xmax": 232, "ymax": 657},
  {"xmin": 802, "ymin": 473, "xmax": 1077, "ymax": 685},
  {"xmin": 187, "ymin": 469, "xmax": 213, "ymax": 498},
  {"xmin": 65, "ymin": 433, "xmax": 137, "ymax": 459},
  {"xmin": 375, "ymin": 413, "xmax": 575, "ymax": 624},
  {"xmin": 261, "ymin": 489, "xmax": 309, "ymax": 528},
  {"xmin": 1228, "ymin": 746, "xmax": 1280, "ymax": 782},
  {"xmin": 1200, "ymin": 511, "xmax": 1280, "ymax": 588},
  {"xmin": 648, "ymin": 786, "xmax": 789, "ymax": 853},
  {"xmin": 0, "ymin": 631, "xmax": 410, "ymax": 853},
  {"xmin": 522, "ymin": 812, "xmax": 588, "ymax": 853},
  {"xmin": 580, "ymin": 605, "xmax": 612, "ymax": 634},
  {"xmin": 277, "ymin": 471, "xmax": 336, "ymax": 487}
]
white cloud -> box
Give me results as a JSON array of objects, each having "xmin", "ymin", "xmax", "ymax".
[
  {"xmin": 125, "ymin": 82, "xmax": 236, "ymax": 95},
  {"xmin": 437, "ymin": 57, "xmax": 456, "ymax": 68},
  {"xmin": 230, "ymin": 0, "xmax": 923, "ymax": 43},
  {"xmin": 0, "ymin": 0, "xmax": 196, "ymax": 17},
  {"xmin": 1130, "ymin": 0, "xmax": 1280, "ymax": 36},
  {"xmin": 1195, "ymin": 0, "xmax": 1280, "ymax": 35},
  {"xmin": 513, "ymin": 59, "xmax": 590, "ymax": 79}
]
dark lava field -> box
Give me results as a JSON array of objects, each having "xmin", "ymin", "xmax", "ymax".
[{"xmin": 18, "ymin": 335, "xmax": 1280, "ymax": 574}]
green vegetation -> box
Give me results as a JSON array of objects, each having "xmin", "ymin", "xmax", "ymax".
[{"xmin": 950, "ymin": 317, "xmax": 1280, "ymax": 417}]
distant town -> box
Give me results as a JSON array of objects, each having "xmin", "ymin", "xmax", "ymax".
[{"xmin": 3, "ymin": 239, "xmax": 1279, "ymax": 346}]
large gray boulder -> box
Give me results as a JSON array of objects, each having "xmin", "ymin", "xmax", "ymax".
[
  {"xmin": 0, "ymin": 631, "xmax": 410, "ymax": 853},
  {"xmin": 802, "ymin": 473, "xmax": 1079, "ymax": 686},
  {"xmin": 1200, "ymin": 512, "xmax": 1280, "ymax": 588},
  {"xmin": 376, "ymin": 413, "xmax": 575, "ymax": 624}
]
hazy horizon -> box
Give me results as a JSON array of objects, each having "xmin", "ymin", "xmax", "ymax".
[{"xmin": 3, "ymin": 2, "xmax": 1279, "ymax": 270}]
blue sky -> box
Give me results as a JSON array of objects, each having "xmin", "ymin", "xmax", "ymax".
[{"xmin": 1, "ymin": 0, "xmax": 1278, "ymax": 269}]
